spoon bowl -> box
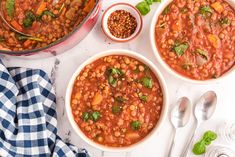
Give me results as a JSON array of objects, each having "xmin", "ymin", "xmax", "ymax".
[
  {"xmin": 171, "ymin": 97, "xmax": 191, "ymax": 128},
  {"xmin": 195, "ymin": 91, "xmax": 217, "ymax": 121}
]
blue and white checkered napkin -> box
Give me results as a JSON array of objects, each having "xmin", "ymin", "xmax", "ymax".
[{"xmin": 0, "ymin": 60, "xmax": 90, "ymax": 157}]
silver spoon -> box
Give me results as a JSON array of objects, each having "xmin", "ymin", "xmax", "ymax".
[
  {"xmin": 168, "ymin": 97, "xmax": 191, "ymax": 157},
  {"xmin": 181, "ymin": 91, "xmax": 217, "ymax": 157}
]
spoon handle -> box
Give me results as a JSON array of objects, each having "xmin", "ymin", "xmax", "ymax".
[
  {"xmin": 180, "ymin": 121, "xmax": 199, "ymax": 157},
  {"xmin": 168, "ymin": 129, "xmax": 177, "ymax": 157}
]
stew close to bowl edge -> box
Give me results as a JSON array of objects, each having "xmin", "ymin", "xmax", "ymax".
[
  {"xmin": 0, "ymin": 0, "xmax": 96, "ymax": 51},
  {"xmin": 70, "ymin": 55, "xmax": 164, "ymax": 147},
  {"xmin": 155, "ymin": 0, "xmax": 235, "ymax": 80}
]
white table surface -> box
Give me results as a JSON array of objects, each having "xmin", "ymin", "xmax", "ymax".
[{"xmin": 1, "ymin": 0, "xmax": 235, "ymax": 157}]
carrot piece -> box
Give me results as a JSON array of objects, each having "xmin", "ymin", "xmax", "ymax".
[
  {"xmin": 207, "ymin": 34, "xmax": 221, "ymax": 48},
  {"xmin": 23, "ymin": 40, "xmax": 32, "ymax": 48},
  {"xmin": 83, "ymin": 0, "xmax": 95, "ymax": 13},
  {"xmin": 61, "ymin": 7, "xmax": 66, "ymax": 16},
  {"xmin": 211, "ymin": 2, "xmax": 224, "ymax": 13},
  {"xmin": 10, "ymin": 20, "xmax": 23, "ymax": 32},
  {"xmin": 172, "ymin": 21, "xmax": 181, "ymax": 32},
  {"xmin": 36, "ymin": 1, "xmax": 47, "ymax": 15}
]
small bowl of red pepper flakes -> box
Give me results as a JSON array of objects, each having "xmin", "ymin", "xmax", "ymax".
[{"xmin": 102, "ymin": 3, "xmax": 143, "ymax": 42}]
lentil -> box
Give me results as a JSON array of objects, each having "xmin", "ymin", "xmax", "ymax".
[
  {"xmin": 71, "ymin": 55, "xmax": 163, "ymax": 147},
  {"xmin": 155, "ymin": 0, "xmax": 235, "ymax": 80},
  {"xmin": 0, "ymin": 0, "xmax": 96, "ymax": 51}
]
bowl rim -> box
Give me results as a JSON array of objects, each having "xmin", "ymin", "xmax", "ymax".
[
  {"xmin": 101, "ymin": 3, "xmax": 143, "ymax": 42},
  {"xmin": 150, "ymin": 0, "xmax": 235, "ymax": 84},
  {"xmin": 0, "ymin": 0, "xmax": 101, "ymax": 55},
  {"xmin": 65, "ymin": 49, "xmax": 169, "ymax": 152}
]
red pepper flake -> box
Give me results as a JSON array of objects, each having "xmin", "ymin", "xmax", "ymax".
[{"xmin": 107, "ymin": 10, "xmax": 137, "ymax": 39}]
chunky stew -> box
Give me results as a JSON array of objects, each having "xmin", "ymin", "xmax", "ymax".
[
  {"xmin": 71, "ymin": 55, "xmax": 163, "ymax": 147},
  {"xmin": 0, "ymin": 0, "xmax": 95, "ymax": 51},
  {"xmin": 155, "ymin": 0, "xmax": 235, "ymax": 80}
]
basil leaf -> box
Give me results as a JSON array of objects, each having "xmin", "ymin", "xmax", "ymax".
[
  {"xmin": 108, "ymin": 68, "xmax": 123, "ymax": 76},
  {"xmin": 192, "ymin": 141, "xmax": 206, "ymax": 155},
  {"xmin": 81, "ymin": 112, "xmax": 89, "ymax": 122},
  {"xmin": 112, "ymin": 104, "xmax": 122, "ymax": 114},
  {"xmin": 140, "ymin": 95, "xmax": 148, "ymax": 102},
  {"xmin": 108, "ymin": 75, "xmax": 117, "ymax": 87},
  {"xmin": 90, "ymin": 111, "xmax": 101, "ymax": 122},
  {"xmin": 220, "ymin": 18, "xmax": 230, "ymax": 26},
  {"xmin": 145, "ymin": 0, "xmax": 153, "ymax": 5},
  {"xmin": 115, "ymin": 96, "xmax": 125, "ymax": 103},
  {"xmin": 131, "ymin": 121, "xmax": 141, "ymax": 130},
  {"xmin": 141, "ymin": 77, "xmax": 153, "ymax": 88},
  {"xmin": 23, "ymin": 11, "xmax": 36, "ymax": 28},
  {"xmin": 196, "ymin": 49, "xmax": 209, "ymax": 60},
  {"xmin": 163, "ymin": 6, "xmax": 170, "ymax": 15},
  {"xmin": 6, "ymin": 0, "xmax": 15, "ymax": 18},
  {"xmin": 136, "ymin": 1, "xmax": 150, "ymax": 15},
  {"xmin": 199, "ymin": 6, "xmax": 213, "ymax": 16},
  {"xmin": 37, "ymin": 10, "xmax": 56, "ymax": 20},
  {"xmin": 203, "ymin": 131, "xmax": 217, "ymax": 141},
  {"xmin": 173, "ymin": 43, "xmax": 189, "ymax": 56}
]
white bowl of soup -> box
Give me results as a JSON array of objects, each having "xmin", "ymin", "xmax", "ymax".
[
  {"xmin": 150, "ymin": 0, "xmax": 235, "ymax": 84},
  {"xmin": 65, "ymin": 49, "xmax": 169, "ymax": 152}
]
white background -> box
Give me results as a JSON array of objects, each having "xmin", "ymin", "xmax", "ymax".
[{"xmin": 1, "ymin": 0, "xmax": 235, "ymax": 157}]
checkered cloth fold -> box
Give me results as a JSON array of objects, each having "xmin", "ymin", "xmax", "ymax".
[{"xmin": 0, "ymin": 60, "xmax": 90, "ymax": 157}]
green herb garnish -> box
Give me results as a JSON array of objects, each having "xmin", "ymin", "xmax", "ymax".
[
  {"xmin": 17, "ymin": 36, "xmax": 43, "ymax": 42},
  {"xmin": 219, "ymin": 18, "xmax": 230, "ymax": 26},
  {"xmin": 37, "ymin": 10, "xmax": 56, "ymax": 20},
  {"xmin": 115, "ymin": 96, "xmax": 125, "ymax": 103},
  {"xmin": 136, "ymin": 1, "xmax": 150, "ymax": 15},
  {"xmin": 173, "ymin": 42, "xmax": 189, "ymax": 56},
  {"xmin": 196, "ymin": 49, "xmax": 209, "ymax": 60},
  {"xmin": 107, "ymin": 68, "xmax": 124, "ymax": 87},
  {"xmin": 193, "ymin": 141, "xmax": 206, "ymax": 155},
  {"xmin": 131, "ymin": 121, "xmax": 141, "ymax": 130},
  {"xmin": 23, "ymin": 11, "xmax": 36, "ymax": 28},
  {"xmin": 6, "ymin": 0, "xmax": 15, "ymax": 18},
  {"xmin": 145, "ymin": 0, "xmax": 153, "ymax": 5},
  {"xmin": 108, "ymin": 68, "xmax": 123, "ymax": 76},
  {"xmin": 90, "ymin": 111, "xmax": 101, "ymax": 122},
  {"xmin": 141, "ymin": 77, "xmax": 153, "ymax": 88},
  {"xmin": 199, "ymin": 6, "xmax": 213, "ymax": 16},
  {"xmin": 203, "ymin": 131, "xmax": 217, "ymax": 141},
  {"xmin": 140, "ymin": 95, "xmax": 148, "ymax": 102},
  {"xmin": 108, "ymin": 75, "xmax": 117, "ymax": 87},
  {"xmin": 163, "ymin": 6, "xmax": 170, "ymax": 15},
  {"xmin": 192, "ymin": 130, "xmax": 217, "ymax": 155},
  {"xmin": 112, "ymin": 104, "xmax": 122, "ymax": 114},
  {"xmin": 81, "ymin": 112, "xmax": 89, "ymax": 122},
  {"xmin": 136, "ymin": 0, "xmax": 161, "ymax": 15}
]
